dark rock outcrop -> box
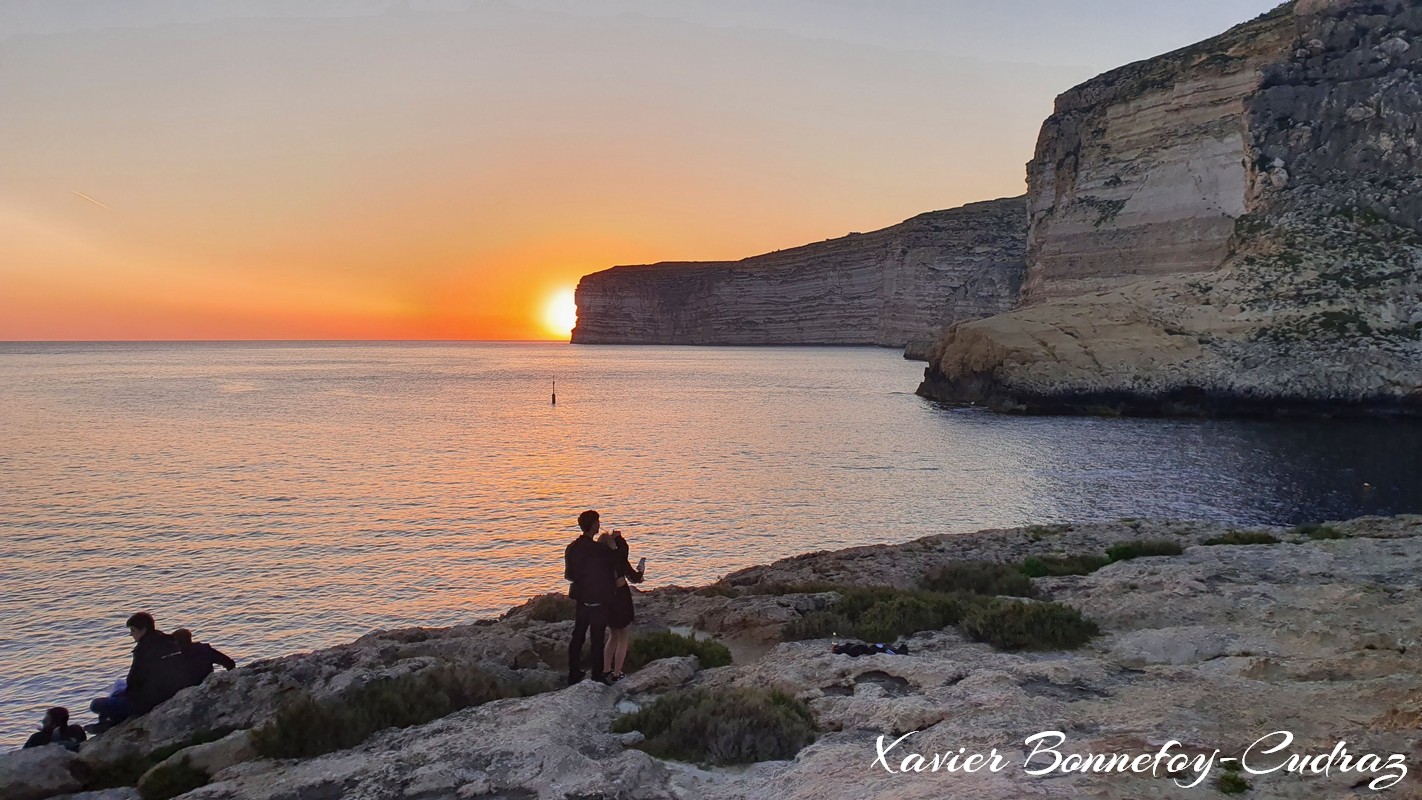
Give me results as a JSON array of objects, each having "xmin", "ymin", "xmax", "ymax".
[{"xmin": 572, "ymin": 197, "xmax": 1026, "ymax": 355}]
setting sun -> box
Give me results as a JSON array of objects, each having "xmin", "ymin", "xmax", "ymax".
[{"xmin": 542, "ymin": 288, "xmax": 579, "ymax": 339}]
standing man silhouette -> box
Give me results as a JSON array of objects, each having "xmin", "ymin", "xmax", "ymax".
[{"xmin": 565, "ymin": 509, "xmax": 617, "ymax": 685}]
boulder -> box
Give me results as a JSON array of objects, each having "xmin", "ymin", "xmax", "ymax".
[{"xmin": 0, "ymin": 746, "xmax": 81, "ymax": 800}]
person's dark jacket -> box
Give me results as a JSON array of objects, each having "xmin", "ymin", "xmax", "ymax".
[
  {"xmin": 127, "ymin": 631, "xmax": 194, "ymax": 716},
  {"xmin": 565, "ymin": 534, "xmax": 617, "ymax": 605},
  {"xmin": 23, "ymin": 724, "xmax": 86, "ymax": 750},
  {"xmin": 181, "ymin": 640, "xmax": 236, "ymax": 683}
]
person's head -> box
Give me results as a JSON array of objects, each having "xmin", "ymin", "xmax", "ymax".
[
  {"xmin": 43, "ymin": 707, "xmax": 68, "ymax": 729},
  {"xmin": 172, "ymin": 628, "xmax": 193, "ymax": 646},
  {"xmin": 577, "ymin": 509, "xmax": 600, "ymax": 537},
  {"xmin": 126, "ymin": 612, "xmax": 155, "ymax": 641}
]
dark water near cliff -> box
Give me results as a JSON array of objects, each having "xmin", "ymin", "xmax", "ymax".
[{"xmin": 2, "ymin": 341, "xmax": 1420, "ymax": 745}]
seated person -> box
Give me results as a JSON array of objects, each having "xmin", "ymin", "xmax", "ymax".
[
  {"xmin": 172, "ymin": 628, "xmax": 237, "ymax": 683},
  {"xmin": 24, "ymin": 707, "xmax": 87, "ymax": 751},
  {"xmin": 123, "ymin": 612, "xmax": 193, "ymax": 717}
]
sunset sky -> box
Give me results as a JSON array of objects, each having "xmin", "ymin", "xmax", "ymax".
[{"xmin": 1, "ymin": 0, "xmax": 1281, "ymax": 341}]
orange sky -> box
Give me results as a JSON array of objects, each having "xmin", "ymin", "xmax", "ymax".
[{"xmin": 0, "ymin": 1, "xmax": 1281, "ymax": 341}]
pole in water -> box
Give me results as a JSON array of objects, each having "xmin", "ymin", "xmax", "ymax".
[{"xmin": 551, "ymin": 379, "xmax": 556, "ymax": 406}]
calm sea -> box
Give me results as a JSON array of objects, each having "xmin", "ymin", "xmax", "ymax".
[{"xmin": 2, "ymin": 341, "xmax": 1420, "ymax": 745}]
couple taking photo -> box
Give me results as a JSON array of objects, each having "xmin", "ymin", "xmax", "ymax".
[{"xmin": 564, "ymin": 509, "xmax": 645, "ymax": 685}]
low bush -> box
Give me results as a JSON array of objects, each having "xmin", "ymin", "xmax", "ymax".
[
  {"xmin": 1105, "ymin": 540, "xmax": 1184, "ymax": 562},
  {"xmin": 1020, "ymin": 554, "xmax": 1111, "ymax": 577},
  {"xmin": 1295, "ymin": 522, "xmax": 1344, "ymax": 540},
  {"xmin": 251, "ymin": 662, "xmax": 520, "ymax": 759},
  {"xmin": 960, "ymin": 599, "xmax": 1099, "ymax": 651},
  {"xmin": 921, "ymin": 561, "xmax": 1035, "ymax": 597},
  {"xmin": 524, "ymin": 593, "xmax": 576, "ymax": 622},
  {"xmin": 625, "ymin": 631, "xmax": 732, "ymax": 671},
  {"xmin": 1216, "ymin": 770, "xmax": 1251, "ymax": 794},
  {"xmin": 139, "ymin": 757, "xmax": 209, "ymax": 800},
  {"xmin": 612, "ymin": 687, "xmax": 816, "ymax": 765},
  {"xmin": 1203, "ymin": 530, "xmax": 1280, "ymax": 546},
  {"xmin": 782, "ymin": 610, "xmax": 851, "ymax": 641},
  {"xmin": 76, "ymin": 730, "xmax": 230, "ymax": 791},
  {"xmin": 782, "ymin": 586, "xmax": 966, "ymax": 643}
]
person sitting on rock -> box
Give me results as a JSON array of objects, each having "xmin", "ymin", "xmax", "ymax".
[
  {"xmin": 172, "ymin": 628, "xmax": 237, "ymax": 684},
  {"xmin": 123, "ymin": 612, "xmax": 195, "ymax": 717},
  {"xmin": 23, "ymin": 707, "xmax": 87, "ymax": 751}
]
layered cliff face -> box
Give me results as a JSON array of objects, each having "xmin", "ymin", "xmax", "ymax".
[
  {"xmin": 922, "ymin": 0, "xmax": 1422, "ymax": 415},
  {"xmin": 572, "ymin": 197, "xmax": 1026, "ymax": 352},
  {"xmin": 1022, "ymin": 6, "xmax": 1296, "ymax": 304}
]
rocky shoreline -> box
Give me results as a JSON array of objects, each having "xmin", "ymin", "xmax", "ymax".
[{"xmin": 5, "ymin": 513, "xmax": 1420, "ymax": 800}]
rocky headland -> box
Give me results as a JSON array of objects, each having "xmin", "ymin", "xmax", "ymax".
[
  {"xmin": 919, "ymin": 0, "xmax": 1422, "ymax": 415},
  {"xmin": 6, "ymin": 513, "xmax": 1420, "ymax": 800},
  {"xmin": 570, "ymin": 197, "xmax": 1026, "ymax": 356}
]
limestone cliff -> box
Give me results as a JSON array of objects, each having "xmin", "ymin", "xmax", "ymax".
[
  {"xmin": 572, "ymin": 197, "xmax": 1026, "ymax": 354},
  {"xmin": 921, "ymin": 0, "xmax": 1422, "ymax": 415}
]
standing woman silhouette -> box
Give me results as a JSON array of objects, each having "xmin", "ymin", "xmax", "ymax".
[{"xmin": 601, "ymin": 528, "xmax": 645, "ymax": 682}]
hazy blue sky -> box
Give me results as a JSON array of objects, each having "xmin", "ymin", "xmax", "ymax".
[{"xmin": 0, "ymin": 0, "xmax": 1284, "ymax": 339}]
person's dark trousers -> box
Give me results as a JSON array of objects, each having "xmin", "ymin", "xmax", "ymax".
[
  {"xmin": 90, "ymin": 693, "xmax": 129, "ymax": 725},
  {"xmin": 568, "ymin": 602, "xmax": 609, "ymax": 684}
]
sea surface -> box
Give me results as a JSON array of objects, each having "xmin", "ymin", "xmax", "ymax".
[{"xmin": 3, "ymin": 341, "xmax": 1421, "ymax": 745}]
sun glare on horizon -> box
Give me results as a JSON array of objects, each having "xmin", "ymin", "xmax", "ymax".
[{"xmin": 543, "ymin": 288, "xmax": 578, "ymax": 339}]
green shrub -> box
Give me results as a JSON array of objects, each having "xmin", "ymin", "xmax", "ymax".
[
  {"xmin": 612, "ymin": 687, "xmax": 816, "ymax": 765},
  {"xmin": 76, "ymin": 730, "xmax": 230, "ymax": 791},
  {"xmin": 960, "ymin": 599, "xmax": 1099, "ymax": 651},
  {"xmin": 1203, "ymin": 530, "xmax": 1280, "ymax": 546},
  {"xmin": 139, "ymin": 757, "xmax": 209, "ymax": 800},
  {"xmin": 1105, "ymin": 540, "xmax": 1184, "ymax": 561},
  {"xmin": 1216, "ymin": 770, "xmax": 1251, "ymax": 794},
  {"xmin": 921, "ymin": 561, "xmax": 1035, "ymax": 597},
  {"xmin": 853, "ymin": 594, "xmax": 964, "ymax": 644},
  {"xmin": 782, "ymin": 610, "xmax": 852, "ymax": 641},
  {"xmin": 251, "ymin": 662, "xmax": 520, "ymax": 759},
  {"xmin": 1020, "ymin": 554, "xmax": 1111, "ymax": 577},
  {"xmin": 1295, "ymin": 523, "xmax": 1344, "ymax": 540},
  {"xmin": 781, "ymin": 587, "xmax": 965, "ymax": 643},
  {"xmin": 523, "ymin": 593, "xmax": 577, "ymax": 622},
  {"xmin": 625, "ymin": 631, "xmax": 732, "ymax": 671},
  {"xmin": 694, "ymin": 584, "xmax": 741, "ymax": 598}
]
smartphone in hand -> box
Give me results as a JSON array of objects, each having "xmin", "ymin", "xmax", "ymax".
[{"xmin": 636, "ymin": 556, "xmax": 647, "ymax": 573}]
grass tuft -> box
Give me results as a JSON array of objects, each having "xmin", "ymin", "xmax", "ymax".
[
  {"xmin": 625, "ymin": 631, "xmax": 732, "ymax": 671},
  {"xmin": 1202, "ymin": 530, "xmax": 1280, "ymax": 546},
  {"xmin": 782, "ymin": 586, "xmax": 966, "ymax": 643},
  {"xmin": 522, "ymin": 593, "xmax": 577, "ymax": 622},
  {"xmin": 921, "ymin": 561, "xmax": 1035, "ymax": 597},
  {"xmin": 1020, "ymin": 554, "xmax": 1111, "ymax": 577},
  {"xmin": 960, "ymin": 599, "xmax": 1099, "ymax": 651},
  {"xmin": 1105, "ymin": 540, "xmax": 1184, "ymax": 561},
  {"xmin": 139, "ymin": 757, "xmax": 209, "ymax": 800},
  {"xmin": 1294, "ymin": 522, "xmax": 1344, "ymax": 540},
  {"xmin": 251, "ymin": 661, "xmax": 521, "ymax": 759},
  {"xmin": 612, "ymin": 687, "xmax": 816, "ymax": 765},
  {"xmin": 1216, "ymin": 770, "xmax": 1251, "ymax": 794}
]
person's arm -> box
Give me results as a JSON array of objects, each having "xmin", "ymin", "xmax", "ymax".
[
  {"xmin": 618, "ymin": 540, "xmax": 644, "ymax": 583},
  {"xmin": 209, "ymin": 645, "xmax": 237, "ymax": 671},
  {"xmin": 24, "ymin": 730, "xmax": 47, "ymax": 749}
]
